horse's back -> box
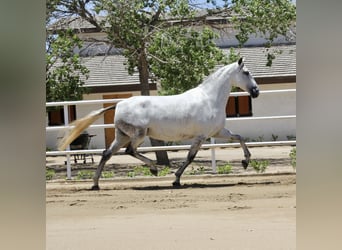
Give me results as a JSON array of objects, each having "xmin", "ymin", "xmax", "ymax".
[{"xmin": 114, "ymin": 91, "xmax": 225, "ymax": 141}]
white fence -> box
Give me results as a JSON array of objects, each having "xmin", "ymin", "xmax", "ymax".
[{"xmin": 46, "ymin": 89, "xmax": 296, "ymax": 179}]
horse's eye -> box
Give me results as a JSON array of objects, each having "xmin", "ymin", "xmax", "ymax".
[{"xmin": 243, "ymin": 71, "xmax": 250, "ymax": 76}]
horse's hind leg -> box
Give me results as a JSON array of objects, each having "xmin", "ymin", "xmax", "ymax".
[
  {"xmin": 125, "ymin": 138, "xmax": 158, "ymax": 176},
  {"xmin": 91, "ymin": 130, "xmax": 130, "ymax": 190},
  {"xmin": 213, "ymin": 128, "xmax": 251, "ymax": 169},
  {"xmin": 116, "ymin": 121, "xmax": 158, "ymax": 175},
  {"xmin": 173, "ymin": 135, "xmax": 206, "ymax": 187}
]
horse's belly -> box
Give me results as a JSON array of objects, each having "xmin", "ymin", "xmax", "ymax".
[
  {"xmin": 147, "ymin": 129, "xmax": 195, "ymax": 141},
  {"xmin": 147, "ymin": 122, "xmax": 216, "ymax": 142}
]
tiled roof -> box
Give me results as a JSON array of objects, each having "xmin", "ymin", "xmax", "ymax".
[
  {"xmin": 48, "ymin": 16, "xmax": 107, "ymax": 31},
  {"xmin": 81, "ymin": 55, "xmax": 144, "ymax": 87},
  {"xmin": 81, "ymin": 45, "xmax": 296, "ymax": 87},
  {"xmin": 229, "ymin": 45, "xmax": 296, "ymax": 78}
]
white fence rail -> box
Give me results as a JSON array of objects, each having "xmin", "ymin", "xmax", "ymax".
[{"xmin": 46, "ymin": 89, "xmax": 296, "ymax": 179}]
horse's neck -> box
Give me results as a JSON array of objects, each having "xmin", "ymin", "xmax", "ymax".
[{"xmin": 198, "ymin": 65, "xmax": 234, "ymax": 108}]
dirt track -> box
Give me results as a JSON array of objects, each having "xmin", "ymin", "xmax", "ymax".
[
  {"xmin": 46, "ymin": 146, "xmax": 296, "ymax": 250},
  {"xmin": 47, "ymin": 176, "xmax": 296, "ymax": 250}
]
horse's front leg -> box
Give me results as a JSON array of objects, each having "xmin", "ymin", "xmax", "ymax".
[
  {"xmin": 213, "ymin": 128, "xmax": 251, "ymax": 169},
  {"xmin": 173, "ymin": 135, "xmax": 206, "ymax": 187}
]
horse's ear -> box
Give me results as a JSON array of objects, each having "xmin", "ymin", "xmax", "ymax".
[{"xmin": 238, "ymin": 57, "xmax": 244, "ymax": 70}]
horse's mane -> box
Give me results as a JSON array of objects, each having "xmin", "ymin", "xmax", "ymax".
[{"xmin": 199, "ymin": 64, "xmax": 232, "ymax": 86}]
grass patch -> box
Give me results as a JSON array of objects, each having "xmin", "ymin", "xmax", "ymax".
[
  {"xmin": 46, "ymin": 169, "xmax": 55, "ymax": 180},
  {"xmin": 217, "ymin": 164, "xmax": 233, "ymax": 174},
  {"xmin": 76, "ymin": 170, "xmax": 93, "ymax": 180},
  {"xmin": 127, "ymin": 166, "xmax": 153, "ymax": 177},
  {"xmin": 158, "ymin": 166, "xmax": 170, "ymax": 176},
  {"xmin": 127, "ymin": 165, "xmax": 170, "ymax": 177},
  {"xmin": 250, "ymin": 160, "xmax": 269, "ymax": 173},
  {"xmin": 101, "ymin": 171, "xmax": 115, "ymax": 178}
]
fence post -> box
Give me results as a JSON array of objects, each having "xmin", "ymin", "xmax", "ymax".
[
  {"xmin": 210, "ymin": 137, "xmax": 217, "ymax": 173},
  {"xmin": 63, "ymin": 104, "xmax": 72, "ymax": 180}
]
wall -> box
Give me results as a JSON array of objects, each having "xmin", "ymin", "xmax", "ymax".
[{"xmin": 221, "ymin": 83, "xmax": 296, "ymax": 142}]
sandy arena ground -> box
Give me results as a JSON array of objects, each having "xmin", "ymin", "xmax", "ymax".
[{"xmin": 46, "ymin": 146, "xmax": 296, "ymax": 250}]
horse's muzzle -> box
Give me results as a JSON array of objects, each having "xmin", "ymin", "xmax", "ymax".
[{"xmin": 250, "ymin": 86, "xmax": 259, "ymax": 98}]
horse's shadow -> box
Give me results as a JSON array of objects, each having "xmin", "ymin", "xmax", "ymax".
[{"xmin": 131, "ymin": 182, "xmax": 243, "ymax": 191}]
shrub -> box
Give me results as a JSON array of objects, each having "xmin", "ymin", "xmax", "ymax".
[{"xmin": 250, "ymin": 160, "xmax": 269, "ymax": 173}]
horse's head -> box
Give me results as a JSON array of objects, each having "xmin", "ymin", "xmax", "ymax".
[{"xmin": 232, "ymin": 58, "xmax": 259, "ymax": 98}]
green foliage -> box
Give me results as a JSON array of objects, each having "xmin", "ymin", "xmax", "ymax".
[
  {"xmin": 228, "ymin": 47, "xmax": 240, "ymax": 63},
  {"xmin": 127, "ymin": 171, "xmax": 136, "ymax": 178},
  {"xmin": 126, "ymin": 165, "xmax": 170, "ymax": 177},
  {"xmin": 289, "ymin": 147, "xmax": 296, "ymax": 169},
  {"xmin": 76, "ymin": 170, "xmax": 93, "ymax": 180},
  {"xmin": 95, "ymin": 0, "xmax": 196, "ymax": 75},
  {"xmin": 149, "ymin": 26, "xmax": 228, "ymax": 95},
  {"xmin": 157, "ymin": 166, "xmax": 169, "ymax": 176},
  {"xmin": 101, "ymin": 171, "xmax": 115, "ymax": 178},
  {"xmin": 131, "ymin": 166, "xmax": 154, "ymax": 177},
  {"xmin": 231, "ymin": 0, "xmax": 296, "ymax": 66},
  {"xmin": 250, "ymin": 159, "xmax": 269, "ymax": 173},
  {"xmin": 46, "ymin": 29, "xmax": 89, "ymax": 104},
  {"xmin": 46, "ymin": 169, "xmax": 55, "ymax": 180},
  {"xmin": 217, "ymin": 164, "xmax": 233, "ymax": 174}
]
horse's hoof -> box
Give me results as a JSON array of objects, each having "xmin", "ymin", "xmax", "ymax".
[
  {"xmin": 150, "ymin": 168, "xmax": 158, "ymax": 176},
  {"xmin": 172, "ymin": 181, "xmax": 181, "ymax": 188},
  {"xmin": 90, "ymin": 185, "xmax": 100, "ymax": 191},
  {"xmin": 242, "ymin": 160, "xmax": 249, "ymax": 169}
]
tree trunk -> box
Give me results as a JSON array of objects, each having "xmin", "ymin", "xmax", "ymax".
[{"xmin": 138, "ymin": 50, "xmax": 170, "ymax": 166}]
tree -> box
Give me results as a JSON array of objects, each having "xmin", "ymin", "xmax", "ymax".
[
  {"xmin": 149, "ymin": 26, "xmax": 228, "ymax": 95},
  {"xmin": 46, "ymin": 0, "xmax": 89, "ymax": 104},
  {"xmin": 46, "ymin": 29, "xmax": 89, "ymax": 103},
  {"xmin": 230, "ymin": 0, "xmax": 296, "ymax": 66}
]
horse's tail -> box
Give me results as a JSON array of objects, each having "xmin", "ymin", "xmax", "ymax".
[{"xmin": 58, "ymin": 105, "xmax": 116, "ymax": 151}]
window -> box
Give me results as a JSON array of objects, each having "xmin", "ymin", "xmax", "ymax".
[
  {"xmin": 48, "ymin": 106, "xmax": 76, "ymax": 126},
  {"xmin": 226, "ymin": 96, "xmax": 252, "ymax": 117}
]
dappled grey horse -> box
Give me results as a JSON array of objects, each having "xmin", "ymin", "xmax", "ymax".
[{"xmin": 59, "ymin": 58, "xmax": 259, "ymax": 190}]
